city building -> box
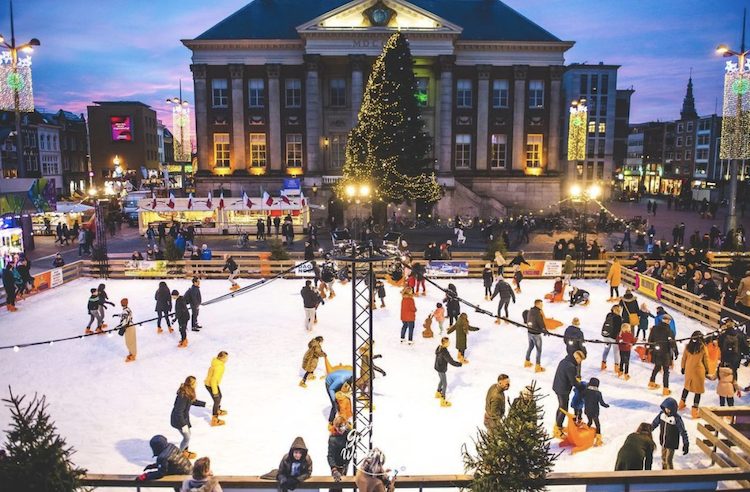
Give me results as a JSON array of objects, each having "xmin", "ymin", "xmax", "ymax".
[
  {"xmin": 0, "ymin": 111, "xmax": 40, "ymax": 179},
  {"xmin": 86, "ymin": 101, "xmax": 160, "ymax": 191},
  {"xmin": 37, "ymin": 116, "xmax": 62, "ymax": 195},
  {"xmin": 53, "ymin": 111, "xmax": 89, "ymax": 197},
  {"xmin": 182, "ymin": 0, "xmax": 576, "ymax": 219}
]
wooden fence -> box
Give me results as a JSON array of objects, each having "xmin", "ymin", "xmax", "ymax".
[
  {"xmin": 0, "ymin": 260, "xmax": 85, "ymax": 306},
  {"xmin": 696, "ymin": 406, "xmax": 750, "ymax": 490}
]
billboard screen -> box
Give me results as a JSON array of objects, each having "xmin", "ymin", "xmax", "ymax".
[{"xmin": 110, "ymin": 116, "xmax": 132, "ymax": 142}]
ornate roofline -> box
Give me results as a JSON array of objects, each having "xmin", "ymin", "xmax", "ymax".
[
  {"xmin": 455, "ymin": 40, "xmax": 574, "ymax": 52},
  {"xmin": 182, "ymin": 39, "xmax": 305, "ymax": 51}
]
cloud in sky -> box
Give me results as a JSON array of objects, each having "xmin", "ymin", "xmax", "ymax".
[{"xmin": 8, "ymin": 0, "xmax": 749, "ymax": 126}]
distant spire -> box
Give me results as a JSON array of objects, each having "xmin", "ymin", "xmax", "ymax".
[{"xmin": 680, "ymin": 73, "xmax": 698, "ymax": 120}]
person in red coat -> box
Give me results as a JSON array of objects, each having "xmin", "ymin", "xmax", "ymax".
[
  {"xmin": 616, "ymin": 323, "xmax": 637, "ymax": 380},
  {"xmin": 400, "ymin": 287, "xmax": 417, "ymax": 344}
]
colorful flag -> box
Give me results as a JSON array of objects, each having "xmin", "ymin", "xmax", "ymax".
[
  {"xmin": 151, "ymin": 192, "xmax": 157, "ymax": 210},
  {"xmin": 187, "ymin": 193, "xmax": 193, "ymax": 210},
  {"xmin": 167, "ymin": 192, "xmax": 175, "ymax": 209},
  {"xmin": 206, "ymin": 191, "xmax": 212, "ymax": 209},
  {"xmin": 218, "ymin": 191, "xmax": 225, "ymax": 210},
  {"xmin": 300, "ymin": 191, "xmax": 307, "ymax": 208},
  {"xmin": 242, "ymin": 190, "xmax": 253, "ymax": 209},
  {"xmin": 280, "ymin": 194, "xmax": 291, "ymax": 205},
  {"xmin": 263, "ymin": 191, "xmax": 273, "ymax": 207}
]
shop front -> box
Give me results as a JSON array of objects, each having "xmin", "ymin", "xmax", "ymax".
[
  {"xmin": 31, "ymin": 202, "xmax": 95, "ymax": 236},
  {"xmin": 659, "ymin": 178, "xmax": 683, "ymax": 196}
]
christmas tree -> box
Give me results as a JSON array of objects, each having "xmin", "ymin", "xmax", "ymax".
[
  {"xmin": 339, "ymin": 32, "xmax": 442, "ymax": 203},
  {"xmin": 462, "ymin": 383, "xmax": 557, "ymax": 492},
  {"xmin": 0, "ymin": 388, "xmax": 87, "ymax": 491}
]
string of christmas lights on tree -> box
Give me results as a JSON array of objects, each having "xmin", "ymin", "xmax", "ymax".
[
  {"xmin": 720, "ymin": 59, "xmax": 750, "ymax": 159},
  {"xmin": 337, "ymin": 32, "xmax": 442, "ymax": 203}
]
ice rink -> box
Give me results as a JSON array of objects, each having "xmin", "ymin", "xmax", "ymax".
[{"xmin": 0, "ymin": 276, "xmax": 732, "ymax": 490}]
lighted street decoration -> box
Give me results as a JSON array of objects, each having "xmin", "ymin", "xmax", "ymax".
[
  {"xmin": 167, "ymin": 81, "xmax": 191, "ymax": 162},
  {"xmin": 0, "ymin": 47, "xmax": 32, "ymax": 112},
  {"xmin": 720, "ymin": 58, "xmax": 750, "ymax": 160},
  {"xmin": 567, "ymin": 99, "xmax": 587, "ymax": 162}
]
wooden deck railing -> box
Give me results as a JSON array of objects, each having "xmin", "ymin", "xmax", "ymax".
[
  {"xmin": 697, "ymin": 406, "xmax": 750, "ymax": 489},
  {"xmin": 0, "ymin": 260, "xmax": 85, "ymax": 306}
]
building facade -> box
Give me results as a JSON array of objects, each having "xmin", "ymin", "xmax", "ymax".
[
  {"xmin": 87, "ymin": 101, "xmax": 160, "ymax": 190},
  {"xmin": 183, "ymin": 0, "xmax": 575, "ymax": 217},
  {"xmin": 37, "ymin": 121, "xmax": 62, "ymax": 195}
]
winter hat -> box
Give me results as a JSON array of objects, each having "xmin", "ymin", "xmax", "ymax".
[
  {"xmin": 149, "ymin": 435, "xmax": 168, "ymax": 456},
  {"xmin": 588, "ymin": 377, "xmax": 600, "ymax": 388},
  {"xmin": 656, "ymin": 306, "xmax": 665, "ymax": 314},
  {"xmin": 171, "ymin": 289, "xmax": 179, "ymax": 296},
  {"xmin": 572, "ymin": 318, "xmax": 580, "ymax": 326},
  {"xmin": 485, "ymin": 263, "xmax": 491, "ymax": 269}
]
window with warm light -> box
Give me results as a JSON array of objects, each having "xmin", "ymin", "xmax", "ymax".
[
  {"xmin": 492, "ymin": 80, "xmax": 509, "ymax": 108},
  {"xmin": 456, "ymin": 79, "xmax": 472, "ymax": 108},
  {"xmin": 526, "ymin": 134, "xmax": 543, "ymax": 167},
  {"xmin": 286, "ymin": 134, "xmax": 303, "ymax": 168},
  {"xmin": 588, "ymin": 121, "xmax": 596, "ymax": 134},
  {"xmin": 329, "ymin": 134, "xmax": 347, "ymax": 169},
  {"xmin": 415, "ymin": 77, "xmax": 429, "ymax": 107},
  {"xmin": 598, "ymin": 122, "xmax": 606, "ymax": 134},
  {"xmin": 211, "ymin": 79, "xmax": 228, "ymax": 108},
  {"xmin": 490, "ymin": 134, "xmax": 507, "ymax": 169},
  {"xmin": 285, "ymin": 79, "xmax": 301, "ymax": 108},
  {"xmin": 330, "ymin": 78, "xmax": 346, "ymax": 107},
  {"xmin": 249, "ymin": 133, "xmax": 267, "ymax": 167},
  {"xmin": 455, "ymin": 134, "xmax": 471, "ymax": 168},
  {"xmin": 213, "ymin": 133, "xmax": 230, "ymax": 167},
  {"xmin": 248, "ymin": 79, "xmax": 265, "ymax": 108},
  {"xmin": 528, "ymin": 80, "xmax": 544, "ymax": 108}
]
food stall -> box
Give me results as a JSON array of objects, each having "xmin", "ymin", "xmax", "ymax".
[
  {"xmin": 31, "ymin": 202, "xmax": 95, "ymax": 236},
  {"xmin": 137, "ymin": 195, "xmax": 310, "ymax": 235},
  {"xmin": 0, "ymin": 226, "xmax": 23, "ymax": 268}
]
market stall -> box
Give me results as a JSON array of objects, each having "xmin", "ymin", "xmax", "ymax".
[
  {"xmin": 224, "ymin": 196, "xmax": 309, "ymax": 233},
  {"xmin": 31, "ymin": 202, "xmax": 94, "ymax": 236},
  {"xmin": 137, "ymin": 198, "xmax": 218, "ymax": 235}
]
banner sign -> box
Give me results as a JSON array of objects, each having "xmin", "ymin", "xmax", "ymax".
[
  {"xmin": 634, "ymin": 274, "xmax": 663, "ymax": 300},
  {"xmin": 124, "ymin": 260, "xmax": 169, "ymax": 277},
  {"xmin": 294, "ymin": 261, "xmax": 314, "ymax": 277},
  {"xmin": 426, "ymin": 261, "xmax": 469, "ymax": 277},
  {"xmin": 518, "ymin": 260, "xmax": 563, "ymax": 278},
  {"xmin": 283, "ymin": 178, "xmax": 301, "ymax": 190},
  {"xmin": 110, "ymin": 115, "xmax": 132, "ymax": 142},
  {"xmin": 542, "ymin": 261, "xmax": 563, "ymax": 278},
  {"xmin": 50, "ymin": 268, "xmax": 64, "ymax": 288}
]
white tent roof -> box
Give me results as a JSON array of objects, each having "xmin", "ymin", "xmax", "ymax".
[
  {"xmin": 138, "ymin": 196, "xmax": 307, "ymax": 213},
  {"xmin": 55, "ymin": 202, "xmax": 95, "ymax": 214}
]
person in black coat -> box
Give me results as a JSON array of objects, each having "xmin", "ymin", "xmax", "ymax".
[
  {"xmin": 435, "ymin": 336, "xmax": 462, "ymax": 405},
  {"xmin": 568, "ymin": 286, "xmax": 590, "ymax": 307},
  {"xmin": 154, "ymin": 281, "xmax": 172, "ymax": 333},
  {"xmin": 277, "ymin": 436, "xmax": 312, "ymax": 492},
  {"xmin": 525, "ymin": 300, "xmax": 548, "ymax": 369},
  {"xmin": 601, "ymin": 305, "xmax": 623, "ymax": 373},
  {"xmin": 97, "ymin": 283, "xmax": 115, "ymax": 328},
  {"xmin": 135, "ymin": 434, "xmax": 191, "ymax": 481},
  {"xmin": 173, "ymin": 290, "xmax": 190, "ymax": 347},
  {"xmin": 615, "ymin": 423, "xmax": 656, "ymax": 471},
  {"xmin": 698, "ymin": 271, "xmax": 720, "ymax": 301},
  {"xmin": 443, "ymin": 283, "xmax": 461, "ymax": 325},
  {"xmin": 583, "ymin": 377, "xmax": 609, "ymax": 443},
  {"xmin": 490, "ymin": 277, "xmax": 515, "ymax": 321},
  {"xmin": 552, "ymin": 350, "xmax": 586, "ymax": 439},
  {"xmin": 184, "ymin": 277, "xmax": 202, "ymax": 331},
  {"xmin": 563, "ymin": 318, "xmax": 587, "ymax": 358},
  {"xmin": 648, "ymin": 317, "xmax": 678, "ymax": 393},
  {"xmin": 2, "ymin": 263, "xmax": 17, "ymax": 311},
  {"xmin": 482, "ymin": 264, "xmax": 494, "ymax": 300},
  {"xmin": 304, "ymin": 241, "xmax": 315, "ymax": 261},
  {"xmin": 170, "ymin": 376, "xmax": 206, "ymax": 459},
  {"xmin": 327, "ymin": 415, "xmax": 352, "ymax": 491}
]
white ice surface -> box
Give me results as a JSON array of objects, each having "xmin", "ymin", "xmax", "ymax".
[{"xmin": 0, "ymin": 277, "xmax": 733, "ymax": 491}]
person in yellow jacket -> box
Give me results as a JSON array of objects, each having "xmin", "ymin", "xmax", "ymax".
[
  {"xmin": 606, "ymin": 258, "xmax": 622, "ymax": 301},
  {"xmin": 204, "ymin": 351, "xmax": 228, "ymax": 426}
]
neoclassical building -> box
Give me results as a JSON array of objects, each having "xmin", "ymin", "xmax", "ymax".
[{"xmin": 183, "ymin": 0, "xmax": 574, "ymax": 218}]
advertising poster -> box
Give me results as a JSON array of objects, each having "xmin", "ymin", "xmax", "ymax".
[
  {"xmin": 634, "ymin": 274, "xmax": 662, "ymax": 300},
  {"xmin": 518, "ymin": 260, "xmax": 545, "ymax": 277},
  {"xmin": 50, "ymin": 268, "xmax": 64, "ymax": 288},
  {"xmin": 294, "ymin": 261, "xmax": 314, "ymax": 277},
  {"xmin": 426, "ymin": 261, "xmax": 469, "ymax": 277},
  {"xmin": 110, "ymin": 115, "xmax": 132, "ymax": 142},
  {"xmin": 542, "ymin": 261, "xmax": 563, "ymax": 278},
  {"xmin": 124, "ymin": 260, "xmax": 168, "ymax": 277}
]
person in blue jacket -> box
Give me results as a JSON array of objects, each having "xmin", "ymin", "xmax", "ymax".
[
  {"xmin": 325, "ymin": 368, "xmax": 353, "ymax": 423},
  {"xmin": 200, "ymin": 244, "xmax": 212, "ymax": 260},
  {"xmin": 651, "ymin": 397, "xmax": 689, "ymax": 470},
  {"xmin": 654, "ymin": 306, "xmax": 676, "ymax": 336}
]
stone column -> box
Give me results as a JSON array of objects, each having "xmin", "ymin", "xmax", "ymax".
[
  {"xmin": 475, "ymin": 65, "xmax": 491, "ymax": 171},
  {"xmin": 305, "ymin": 55, "xmax": 322, "ymax": 173},
  {"xmin": 267, "ymin": 64, "xmax": 282, "ymax": 172},
  {"xmin": 191, "ymin": 64, "xmax": 210, "ymax": 172},
  {"xmin": 438, "ymin": 55, "xmax": 455, "ymax": 174},
  {"xmin": 547, "ymin": 65, "xmax": 564, "ymax": 173},
  {"xmin": 229, "ymin": 64, "xmax": 246, "ymax": 172},
  {"xmin": 350, "ymin": 55, "xmax": 366, "ymax": 123},
  {"xmin": 512, "ymin": 65, "xmax": 528, "ymax": 171}
]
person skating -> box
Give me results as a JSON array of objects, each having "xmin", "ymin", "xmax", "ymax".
[
  {"xmin": 636, "ymin": 303, "xmax": 654, "ymax": 340},
  {"xmin": 411, "ymin": 261, "xmax": 426, "ymax": 296},
  {"xmin": 335, "ymin": 382, "xmax": 353, "ymax": 421},
  {"xmin": 616, "ymin": 323, "xmax": 636, "ymax": 380},
  {"xmin": 173, "ymin": 290, "xmax": 191, "ymax": 348},
  {"xmin": 300, "ymin": 336, "xmax": 326, "ymax": 388},
  {"xmin": 300, "ymin": 279, "xmax": 323, "ymax": 331},
  {"xmin": 400, "ymin": 287, "xmax": 417, "ymax": 344},
  {"xmin": 680, "ymin": 331, "xmax": 710, "ymax": 419},
  {"xmin": 718, "ymin": 318, "xmax": 746, "ymax": 381},
  {"xmin": 447, "ymin": 312, "xmax": 479, "ymax": 363},
  {"xmin": 563, "ymin": 255, "xmax": 575, "ymax": 282},
  {"xmin": 524, "ymin": 299, "xmax": 548, "ymax": 372},
  {"xmin": 204, "ymin": 351, "xmax": 228, "ymax": 426},
  {"xmin": 647, "ymin": 315, "xmax": 678, "ymax": 395},
  {"xmin": 717, "ymin": 363, "xmax": 740, "ymax": 407},
  {"xmin": 432, "ymin": 303, "xmax": 446, "ymax": 334},
  {"xmin": 583, "ymin": 377, "xmax": 610, "ymax": 446},
  {"xmin": 135, "ymin": 435, "xmax": 192, "ymax": 482},
  {"xmin": 170, "ymin": 376, "xmax": 206, "ymax": 460},
  {"xmin": 325, "ymin": 365, "xmax": 353, "ymax": 423},
  {"xmin": 97, "ymin": 283, "xmax": 115, "ymax": 329},
  {"xmin": 154, "ymin": 281, "xmax": 173, "ymax": 334},
  {"xmin": 116, "ymin": 298, "xmax": 136, "ymax": 362},
  {"xmin": 354, "ymin": 448, "xmax": 396, "ymax": 492},
  {"xmin": 509, "ymin": 251, "xmax": 530, "ymax": 293},
  {"xmin": 443, "ymin": 283, "xmax": 461, "ymax": 325},
  {"xmin": 375, "ymin": 279, "xmax": 386, "ymax": 308},
  {"xmin": 651, "ymin": 397, "xmax": 689, "ymax": 470},
  {"xmin": 552, "ymin": 350, "xmax": 586, "ymax": 439},
  {"xmin": 180, "ymin": 457, "xmax": 222, "ymax": 492},
  {"xmin": 434, "ymin": 336, "xmax": 462, "ymax": 407},
  {"xmin": 600, "ymin": 305, "xmax": 623, "ymax": 375},
  {"xmin": 185, "ymin": 277, "xmax": 203, "ymax": 332},
  {"xmin": 615, "ymin": 423, "xmax": 656, "ymax": 471},
  {"xmin": 319, "ymin": 262, "xmax": 336, "ymax": 300},
  {"xmin": 222, "ymin": 254, "xmax": 240, "ymax": 291},
  {"xmin": 482, "ymin": 263, "xmax": 494, "ymax": 300},
  {"xmin": 490, "ymin": 276, "xmax": 515, "ymax": 324},
  {"xmin": 85, "ymin": 288, "xmax": 103, "ymax": 335},
  {"xmin": 484, "ymin": 374, "xmax": 510, "ymax": 432},
  {"xmin": 2, "ymin": 262, "xmax": 17, "ymax": 312},
  {"xmin": 606, "ymin": 258, "xmax": 622, "ymax": 301},
  {"xmin": 619, "ymin": 289, "xmax": 641, "ymax": 327},
  {"xmin": 327, "ymin": 415, "xmax": 352, "ymax": 492},
  {"xmin": 276, "ymin": 437, "xmax": 312, "ymax": 492},
  {"xmin": 564, "ymin": 317, "xmax": 587, "ymax": 361}
]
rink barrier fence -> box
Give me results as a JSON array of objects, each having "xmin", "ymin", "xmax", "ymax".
[
  {"xmin": 696, "ymin": 406, "xmax": 750, "ymax": 489},
  {"xmin": 80, "ymin": 467, "xmax": 750, "ymax": 490},
  {"xmin": 0, "ymin": 260, "xmax": 84, "ymax": 306}
]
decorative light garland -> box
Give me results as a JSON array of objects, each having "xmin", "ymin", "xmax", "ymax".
[
  {"xmin": 0, "ymin": 53, "xmax": 33, "ymax": 112},
  {"xmin": 172, "ymin": 104, "xmax": 192, "ymax": 162},
  {"xmin": 720, "ymin": 60, "xmax": 750, "ymax": 160}
]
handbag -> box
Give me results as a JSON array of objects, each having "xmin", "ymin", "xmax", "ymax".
[{"xmin": 117, "ymin": 325, "xmax": 127, "ymax": 336}]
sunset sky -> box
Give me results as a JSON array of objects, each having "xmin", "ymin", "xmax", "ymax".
[{"xmin": 12, "ymin": 0, "xmax": 748, "ymax": 126}]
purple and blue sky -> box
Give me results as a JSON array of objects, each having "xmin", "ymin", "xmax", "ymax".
[{"xmin": 12, "ymin": 0, "xmax": 749, "ymax": 126}]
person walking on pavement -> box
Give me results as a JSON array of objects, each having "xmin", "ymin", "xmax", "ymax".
[{"xmin": 185, "ymin": 277, "xmax": 203, "ymax": 332}]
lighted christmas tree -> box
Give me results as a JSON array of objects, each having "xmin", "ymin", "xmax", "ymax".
[
  {"xmin": 462, "ymin": 383, "xmax": 557, "ymax": 492},
  {"xmin": 338, "ymin": 32, "xmax": 441, "ymax": 203}
]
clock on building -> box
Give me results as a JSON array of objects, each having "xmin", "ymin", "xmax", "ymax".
[{"xmin": 364, "ymin": 2, "xmax": 395, "ymax": 27}]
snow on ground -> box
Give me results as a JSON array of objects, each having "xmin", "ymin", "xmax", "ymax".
[{"xmin": 0, "ymin": 276, "xmax": 734, "ymax": 491}]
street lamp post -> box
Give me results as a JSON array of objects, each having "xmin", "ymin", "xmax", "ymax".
[
  {"xmin": 717, "ymin": 10, "xmax": 750, "ymax": 238},
  {"xmin": 167, "ymin": 81, "xmax": 191, "ymax": 191},
  {"xmin": 569, "ymin": 184, "xmax": 601, "ymax": 278},
  {"xmin": 0, "ymin": 1, "xmax": 39, "ymax": 178},
  {"xmin": 345, "ymin": 182, "xmax": 372, "ymax": 243}
]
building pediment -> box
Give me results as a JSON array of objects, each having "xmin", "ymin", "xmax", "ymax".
[{"xmin": 296, "ymin": 0, "xmax": 462, "ymax": 36}]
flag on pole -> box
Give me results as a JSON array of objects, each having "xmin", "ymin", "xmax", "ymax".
[
  {"xmin": 280, "ymin": 194, "xmax": 291, "ymax": 205},
  {"xmin": 242, "ymin": 190, "xmax": 253, "ymax": 209},
  {"xmin": 187, "ymin": 193, "xmax": 193, "ymax": 210},
  {"xmin": 151, "ymin": 192, "xmax": 157, "ymax": 210},
  {"xmin": 167, "ymin": 192, "xmax": 175, "ymax": 209},
  {"xmin": 263, "ymin": 191, "xmax": 273, "ymax": 207},
  {"xmin": 206, "ymin": 191, "xmax": 213, "ymax": 209},
  {"xmin": 300, "ymin": 191, "xmax": 307, "ymax": 208},
  {"xmin": 218, "ymin": 190, "xmax": 225, "ymax": 210}
]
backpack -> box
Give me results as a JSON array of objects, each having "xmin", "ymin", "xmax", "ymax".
[
  {"xmin": 522, "ymin": 309, "xmax": 529, "ymax": 324},
  {"xmin": 723, "ymin": 332, "xmax": 740, "ymax": 355},
  {"xmin": 601, "ymin": 314, "xmax": 613, "ymax": 338}
]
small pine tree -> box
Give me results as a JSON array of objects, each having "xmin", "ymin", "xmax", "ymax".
[
  {"xmin": 268, "ymin": 238, "xmax": 290, "ymax": 260},
  {"xmin": 0, "ymin": 387, "xmax": 87, "ymax": 491},
  {"xmin": 483, "ymin": 236, "xmax": 508, "ymax": 261},
  {"xmin": 462, "ymin": 382, "xmax": 557, "ymax": 492},
  {"xmin": 164, "ymin": 237, "xmax": 182, "ymax": 261}
]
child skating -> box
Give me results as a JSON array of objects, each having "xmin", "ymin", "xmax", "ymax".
[
  {"xmin": 447, "ymin": 313, "xmax": 480, "ymax": 364},
  {"xmin": 300, "ymin": 336, "xmax": 327, "ymax": 388}
]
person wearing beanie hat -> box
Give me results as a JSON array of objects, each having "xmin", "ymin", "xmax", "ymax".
[
  {"xmin": 173, "ymin": 289, "xmax": 190, "ymax": 348},
  {"xmin": 583, "ymin": 377, "xmax": 610, "ymax": 446},
  {"xmin": 680, "ymin": 331, "xmax": 709, "ymax": 419},
  {"xmin": 552, "ymin": 350, "xmax": 586, "ymax": 439},
  {"xmin": 115, "ymin": 298, "xmax": 136, "ymax": 362},
  {"xmin": 482, "ymin": 263, "xmax": 494, "ymax": 300},
  {"xmin": 569, "ymin": 285, "xmax": 590, "ymax": 307},
  {"xmin": 563, "ymin": 318, "xmax": 587, "ymax": 359},
  {"xmin": 135, "ymin": 434, "xmax": 191, "ymax": 481}
]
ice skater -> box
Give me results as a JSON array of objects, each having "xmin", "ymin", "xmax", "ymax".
[
  {"xmin": 400, "ymin": 287, "xmax": 417, "ymax": 344},
  {"xmin": 185, "ymin": 278, "xmax": 202, "ymax": 332},
  {"xmin": 447, "ymin": 313, "xmax": 480, "ymax": 364},
  {"xmin": 223, "ymin": 254, "xmax": 240, "ymax": 291},
  {"xmin": 482, "ymin": 263, "xmax": 494, "ymax": 300},
  {"xmin": 170, "ymin": 376, "xmax": 205, "ymax": 459},
  {"xmin": 300, "ymin": 336, "xmax": 327, "ymax": 388},
  {"xmin": 606, "ymin": 258, "xmax": 622, "ymax": 301},
  {"xmin": 154, "ymin": 281, "xmax": 173, "ymax": 334},
  {"xmin": 97, "ymin": 283, "xmax": 115, "ymax": 329},
  {"xmin": 583, "ymin": 377, "xmax": 609, "ymax": 446},
  {"xmin": 490, "ymin": 276, "xmax": 515, "ymax": 323},
  {"xmin": 173, "ymin": 290, "xmax": 190, "ymax": 348},
  {"xmin": 434, "ymin": 336, "xmax": 462, "ymax": 407},
  {"xmin": 569, "ymin": 286, "xmax": 590, "ymax": 307},
  {"xmin": 204, "ymin": 351, "xmax": 228, "ymax": 426},
  {"xmin": 115, "ymin": 298, "xmax": 136, "ymax": 363},
  {"xmin": 85, "ymin": 288, "xmax": 104, "ymax": 335},
  {"xmin": 443, "ymin": 283, "xmax": 461, "ymax": 325}
]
